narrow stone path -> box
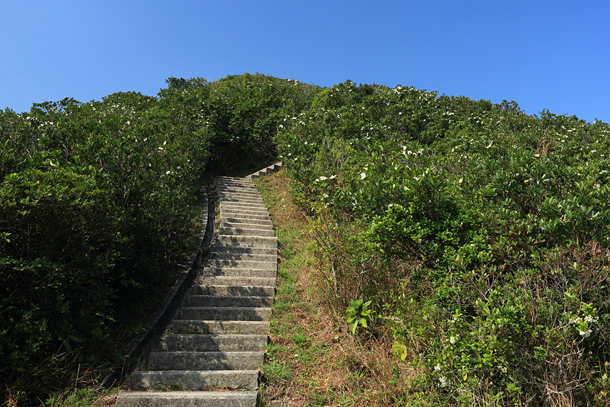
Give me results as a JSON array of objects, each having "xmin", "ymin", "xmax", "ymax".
[{"xmin": 117, "ymin": 168, "xmax": 279, "ymax": 407}]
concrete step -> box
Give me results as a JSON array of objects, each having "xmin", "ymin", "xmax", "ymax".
[
  {"xmin": 177, "ymin": 306, "xmax": 272, "ymax": 321},
  {"xmin": 210, "ymin": 251, "xmax": 277, "ymax": 262},
  {"xmin": 220, "ymin": 209, "xmax": 271, "ymax": 218},
  {"xmin": 155, "ymin": 334, "xmax": 267, "ymax": 352},
  {"xmin": 222, "ymin": 217, "xmax": 273, "ymax": 227},
  {"xmin": 206, "ymin": 258, "xmax": 277, "ymax": 270},
  {"xmin": 219, "ymin": 199, "xmax": 266, "ymax": 207},
  {"xmin": 216, "ymin": 175, "xmax": 255, "ymax": 182},
  {"xmin": 116, "ymin": 390, "xmax": 258, "ymax": 407},
  {"xmin": 250, "ymin": 163, "xmax": 282, "ymax": 179},
  {"xmin": 203, "ymin": 267, "xmax": 276, "ymax": 279},
  {"xmin": 216, "ymin": 191, "xmax": 261, "ymax": 199},
  {"xmin": 221, "ymin": 210, "xmax": 271, "ymax": 219},
  {"xmin": 216, "ymin": 177, "xmax": 255, "ymax": 184},
  {"xmin": 217, "ymin": 190, "xmax": 260, "ymax": 197},
  {"xmin": 216, "ymin": 184, "xmax": 257, "ymax": 191},
  {"xmin": 190, "ymin": 285, "xmax": 275, "ymax": 297},
  {"xmin": 196, "ymin": 276, "xmax": 276, "ymax": 287},
  {"xmin": 212, "ymin": 245, "xmax": 277, "ymax": 256},
  {"xmin": 219, "ymin": 226, "xmax": 276, "ymax": 237},
  {"xmin": 186, "ymin": 295, "xmax": 273, "ymax": 308},
  {"xmin": 220, "ymin": 214, "xmax": 272, "ymax": 224},
  {"xmin": 171, "ymin": 320, "xmax": 270, "ymax": 335},
  {"xmin": 214, "ymin": 235, "xmax": 277, "ymax": 249},
  {"xmin": 220, "ymin": 202, "xmax": 268, "ymax": 210},
  {"xmin": 220, "ymin": 203, "xmax": 268, "ymax": 211},
  {"xmin": 129, "ymin": 370, "xmax": 260, "ymax": 391},
  {"xmin": 217, "ymin": 194, "xmax": 264, "ymax": 203},
  {"xmin": 148, "ymin": 351, "xmax": 265, "ymax": 370}
]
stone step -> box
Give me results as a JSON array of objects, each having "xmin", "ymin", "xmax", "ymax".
[
  {"xmin": 220, "ymin": 202, "xmax": 268, "ymax": 210},
  {"xmin": 116, "ymin": 390, "xmax": 258, "ymax": 407},
  {"xmin": 190, "ymin": 285, "xmax": 275, "ymax": 297},
  {"xmin": 217, "ymin": 190, "xmax": 260, "ymax": 197},
  {"xmin": 220, "ymin": 199, "xmax": 266, "ymax": 207},
  {"xmin": 222, "ymin": 217, "xmax": 273, "ymax": 227},
  {"xmin": 220, "ymin": 214, "xmax": 272, "ymax": 223},
  {"xmin": 217, "ymin": 187, "xmax": 264, "ymax": 198},
  {"xmin": 250, "ymin": 163, "xmax": 282, "ymax": 179},
  {"xmin": 186, "ymin": 295, "xmax": 273, "ymax": 308},
  {"xmin": 148, "ymin": 351, "xmax": 265, "ymax": 370},
  {"xmin": 129, "ymin": 370, "xmax": 259, "ymax": 391},
  {"xmin": 216, "ymin": 184, "xmax": 257, "ymax": 191},
  {"xmin": 206, "ymin": 258, "xmax": 277, "ymax": 270},
  {"xmin": 177, "ymin": 306, "xmax": 272, "ymax": 321},
  {"xmin": 212, "ymin": 245, "xmax": 276, "ymax": 256},
  {"xmin": 220, "ymin": 209, "xmax": 271, "ymax": 218},
  {"xmin": 216, "ymin": 177, "xmax": 255, "ymax": 184},
  {"xmin": 220, "ymin": 202, "xmax": 267, "ymax": 210},
  {"xmin": 216, "ymin": 175, "xmax": 255, "ymax": 182},
  {"xmin": 214, "ymin": 235, "xmax": 277, "ymax": 249},
  {"xmin": 219, "ymin": 226, "xmax": 276, "ymax": 237},
  {"xmin": 203, "ymin": 267, "xmax": 276, "ymax": 279},
  {"xmin": 171, "ymin": 320, "xmax": 270, "ymax": 335},
  {"xmin": 217, "ymin": 193, "xmax": 263, "ymax": 201},
  {"xmin": 210, "ymin": 252, "xmax": 277, "ymax": 262},
  {"xmin": 220, "ymin": 207, "xmax": 270, "ymax": 215},
  {"xmin": 155, "ymin": 334, "xmax": 267, "ymax": 352},
  {"xmin": 218, "ymin": 194, "xmax": 265, "ymax": 202},
  {"xmin": 196, "ymin": 276, "xmax": 276, "ymax": 287}
]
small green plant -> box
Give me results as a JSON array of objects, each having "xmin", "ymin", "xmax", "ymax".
[
  {"xmin": 262, "ymin": 360, "xmax": 294, "ymax": 384},
  {"xmin": 346, "ymin": 299, "xmax": 373, "ymax": 334}
]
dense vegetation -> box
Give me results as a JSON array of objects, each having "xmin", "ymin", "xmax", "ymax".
[
  {"xmin": 277, "ymin": 81, "xmax": 610, "ymax": 405},
  {"xmin": 3, "ymin": 73, "xmax": 610, "ymax": 405},
  {"xmin": 0, "ymin": 73, "xmax": 319, "ymax": 405}
]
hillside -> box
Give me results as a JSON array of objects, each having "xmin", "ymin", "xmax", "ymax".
[
  {"xmin": 0, "ymin": 74, "xmax": 319, "ymax": 406},
  {"xmin": 274, "ymin": 81, "xmax": 610, "ymax": 405},
  {"xmin": 2, "ymin": 74, "xmax": 610, "ymax": 405}
]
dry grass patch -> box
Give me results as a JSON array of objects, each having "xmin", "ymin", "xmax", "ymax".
[{"xmin": 255, "ymin": 170, "xmax": 414, "ymax": 406}]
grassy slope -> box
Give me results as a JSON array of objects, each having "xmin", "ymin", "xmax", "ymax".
[{"xmin": 255, "ymin": 170, "xmax": 414, "ymax": 406}]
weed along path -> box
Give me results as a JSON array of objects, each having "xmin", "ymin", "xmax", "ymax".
[{"xmin": 116, "ymin": 164, "xmax": 282, "ymax": 407}]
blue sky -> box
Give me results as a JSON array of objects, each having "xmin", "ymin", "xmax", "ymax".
[{"xmin": 2, "ymin": 0, "xmax": 609, "ymax": 123}]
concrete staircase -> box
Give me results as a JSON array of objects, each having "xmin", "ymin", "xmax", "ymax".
[
  {"xmin": 247, "ymin": 162, "xmax": 282, "ymax": 180},
  {"xmin": 117, "ymin": 174, "xmax": 277, "ymax": 407}
]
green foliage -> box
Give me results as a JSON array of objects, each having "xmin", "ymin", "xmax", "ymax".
[
  {"xmin": 0, "ymin": 74, "xmax": 320, "ymax": 405},
  {"xmin": 346, "ymin": 299, "xmax": 373, "ymax": 334},
  {"xmin": 276, "ymin": 81, "xmax": 610, "ymax": 404}
]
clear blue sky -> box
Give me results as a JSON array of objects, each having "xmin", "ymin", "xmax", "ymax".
[{"xmin": 2, "ymin": 0, "xmax": 609, "ymax": 123}]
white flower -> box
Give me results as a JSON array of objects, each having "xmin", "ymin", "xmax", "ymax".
[
  {"xmin": 449, "ymin": 336, "xmax": 456, "ymax": 345},
  {"xmin": 499, "ymin": 365, "xmax": 508, "ymax": 373},
  {"xmin": 438, "ymin": 376, "xmax": 451, "ymax": 388},
  {"xmin": 579, "ymin": 330, "xmax": 592, "ymax": 338},
  {"xmin": 319, "ymin": 176, "xmax": 327, "ymax": 181},
  {"xmin": 360, "ymin": 172, "xmax": 366, "ymax": 180},
  {"xmin": 434, "ymin": 364, "xmax": 441, "ymax": 371},
  {"xmin": 329, "ymin": 175, "xmax": 337, "ymax": 179},
  {"xmin": 584, "ymin": 315, "xmax": 598, "ymax": 323}
]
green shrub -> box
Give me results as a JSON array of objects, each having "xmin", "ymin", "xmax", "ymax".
[{"xmin": 277, "ymin": 81, "xmax": 610, "ymax": 404}]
